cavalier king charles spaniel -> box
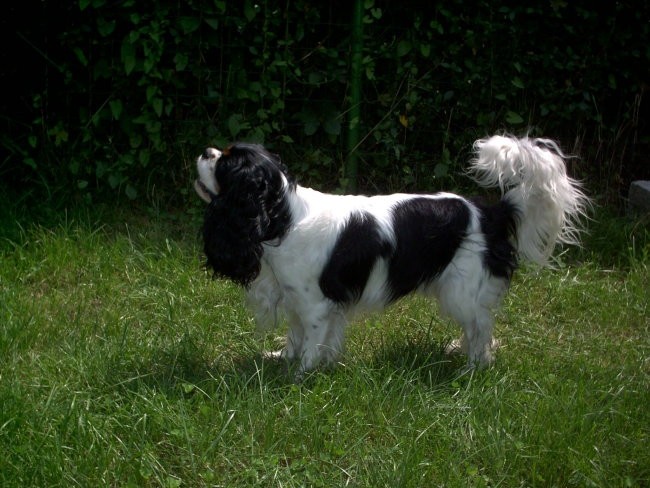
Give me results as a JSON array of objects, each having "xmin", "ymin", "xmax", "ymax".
[{"xmin": 194, "ymin": 135, "xmax": 588, "ymax": 378}]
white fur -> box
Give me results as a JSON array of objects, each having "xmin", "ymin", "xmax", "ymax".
[{"xmin": 471, "ymin": 136, "xmax": 589, "ymax": 265}]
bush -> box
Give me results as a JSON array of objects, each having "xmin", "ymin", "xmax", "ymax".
[{"xmin": 2, "ymin": 0, "xmax": 648, "ymax": 203}]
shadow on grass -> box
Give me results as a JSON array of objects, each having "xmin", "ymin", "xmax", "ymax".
[
  {"xmin": 104, "ymin": 327, "xmax": 469, "ymax": 401},
  {"xmin": 365, "ymin": 333, "xmax": 468, "ymax": 388}
]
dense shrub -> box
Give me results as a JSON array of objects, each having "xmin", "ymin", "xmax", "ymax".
[{"xmin": 1, "ymin": 0, "xmax": 647, "ymax": 204}]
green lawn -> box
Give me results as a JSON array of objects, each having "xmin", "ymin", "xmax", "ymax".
[{"xmin": 1, "ymin": 205, "xmax": 648, "ymax": 487}]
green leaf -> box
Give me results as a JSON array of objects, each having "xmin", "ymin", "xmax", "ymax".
[
  {"xmin": 505, "ymin": 111, "xmax": 524, "ymax": 124},
  {"xmin": 323, "ymin": 117, "xmax": 341, "ymax": 136},
  {"xmin": 77, "ymin": 180, "xmax": 89, "ymax": 189},
  {"xmin": 97, "ymin": 17, "xmax": 116, "ymax": 37},
  {"xmin": 125, "ymin": 184, "xmax": 137, "ymax": 200},
  {"xmin": 96, "ymin": 161, "xmax": 107, "ymax": 178},
  {"xmin": 121, "ymin": 40, "xmax": 136, "ymax": 75},
  {"xmin": 139, "ymin": 149, "xmax": 151, "ymax": 167},
  {"xmin": 204, "ymin": 18, "xmax": 219, "ymax": 30},
  {"xmin": 227, "ymin": 114, "xmax": 249, "ymax": 138},
  {"xmin": 511, "ymin": 77, "xmax": 525, "ymax": 89},
  {"xmin": 146, "ymin": 85, "xmax": 157, "ymax": 102},
  {"xmin": 73, "ymin": 47, "xmax": 88, "ymax": 66},
  {"xmin": 108, "ymin": 174, "xmax": 120, "ymax": 189},
  {"xmin": 109, "ymin": 99, "xmax": 123, "ymax": 120},
  {"xmin": 397, "ymin": 40, "xmax": 412, "ymax": 57},
  {"xmin": 420, "ymin": 43, "xmax": 431, "ymax": 58},
  {"xmin": 434, "ymin": 162, "xmax": 448, "ymax": 178},
  {"xmin": 152, "ymin": 98, "xmax": 163, "ymax": 117},
  {"xmin": 79, "ymin": 0, "xmax": 91, "ymax": 11},
  {"xmin": 69, "ymin": 160, "xmax": 80, "ymax": 175},
  {"xmin": 608, "ymin": 74, "xmax": 617, "ymax": 89},
  {"xmin": 179, "ymin": 17, "xmax": 200, "ymax": 34},
  {"xmin": 308, "ymin": 72, "xmax": 324, "ymax": 85},
  {"xmin": 303, "ymin": 118, "xmax": 319, "ymax": 136},
  {"xmin": 174, "ymin": 53, "xmax": 188, "ymax": 72},
  {"xmin": 244, "ymin": 1, "xmax": 257, "ymax": 21}
]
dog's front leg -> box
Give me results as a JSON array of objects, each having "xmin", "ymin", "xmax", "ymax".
[{"xmin": 295, "ymin": 306, "xmax": 346, "ymax": 379}]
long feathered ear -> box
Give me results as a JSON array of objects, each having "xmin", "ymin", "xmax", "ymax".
[
  {"xmin": 202, "ymin": 192, "xmax": 265, "ymax": 287},
  {"xmin": 201, "ymin": 144, "xmax": 293, "ymax": 287}
]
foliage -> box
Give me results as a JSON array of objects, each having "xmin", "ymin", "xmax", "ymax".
[{"xmin": 2, "ymin": 0, "xmax": 648, "ymax": 203}]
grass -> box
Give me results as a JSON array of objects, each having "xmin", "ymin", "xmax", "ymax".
[{"xmin": 0, "ymin": 202, "xmax": 648, "ymax": 487}]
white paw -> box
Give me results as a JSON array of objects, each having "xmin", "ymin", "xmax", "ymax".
[{"xmin": 262, "ymin": 349, "xmax": 289, "ymax": 361}]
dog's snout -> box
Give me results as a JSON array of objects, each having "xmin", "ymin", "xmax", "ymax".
[{"xmin": 202, "ymin": 147, "xmax": 219, "ymax": 160}]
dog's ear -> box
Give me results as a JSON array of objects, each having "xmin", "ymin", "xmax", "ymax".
[
  {"xmin": 202, "ymin": 177, "xmax": 267, "ymax": 287},
  {"xmin": 202, "ymin": 145, "xmax": 291, "ymax": 287}
]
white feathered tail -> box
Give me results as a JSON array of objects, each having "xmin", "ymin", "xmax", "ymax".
[{"xmin": 470, "ymin": 135, "xmax": 590, "ymax": 265}]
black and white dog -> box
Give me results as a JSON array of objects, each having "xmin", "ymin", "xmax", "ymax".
[{"xmin": 194, "ymin": 135, "xmax": 589, "ymax": 376}]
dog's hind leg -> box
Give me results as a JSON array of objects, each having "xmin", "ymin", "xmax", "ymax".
[{"xmin": 435, "ymin": 251, "xmax": 508, "ymax": 369}]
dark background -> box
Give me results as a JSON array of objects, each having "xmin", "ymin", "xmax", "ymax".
[{"xmin": 1, "ymin": 1, "xmax": 648, "ymax": 207}]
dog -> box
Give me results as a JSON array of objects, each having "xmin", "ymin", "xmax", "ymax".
[{"xmin": 194, "ymin": 135, "xmax": 589, "ymax": 377}]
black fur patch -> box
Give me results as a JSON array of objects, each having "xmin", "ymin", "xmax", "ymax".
[
  {"xmin": 471, "ymin": 198, "xmax": 519, "ymax": 280},
  {"xmin": 387, "ymin": 197, "xmax": 470, "ymax": 301},
  {"xmin": 319, "ymin": 212, "xmax": 392, "ymax": 304}
]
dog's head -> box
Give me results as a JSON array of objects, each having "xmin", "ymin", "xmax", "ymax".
[{"xmin": 195, "ymin": 143, "xmax": 294, "ymax": 287}]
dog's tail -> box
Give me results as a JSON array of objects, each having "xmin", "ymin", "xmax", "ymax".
[{"xmin": 470, "ymin": 135, "xmax": 590, "ymax": 265}]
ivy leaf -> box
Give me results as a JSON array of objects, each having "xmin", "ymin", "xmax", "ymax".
[
  {"xmin": 511, "ymin": 77, "xmax": 525, "ymax": 89},
  {"xmin": 108, "ymin": 174, "xmax": 121, "ymax": 189},
  {"xmin": 73, "ymin": 47, "xmax": 88, "ymax": 67},
  {"xmin": 125, "ymin": 184, "xmax": 138, "ymax": 200},
  {"xmin": 244, "ymin": 2, "xmax": 257, "ymax": 21},
  {"xmin": 97, "ymin": 17, "xmax": 116, "ymax": 37},
  {"xmin": 174, "ymin": 53, "xmax": 188, "ymax": 72},
  {"xmin": 397, "ymin": 40, "xmax": 412, "ymax": 57},
  {"xmin": 205, "ymin": 18, "xmax": 219, "ymax": 30},
  {"xmin": 227, "ymin": 114, "xmax": 250, "ymax": 138},
  {"xmin": 109, "ymin": 99, "xmax": 123, "ymax": 120},
  {"xmin": 146, "ymin": 85, "xmax": 158, "ymax": 102},
  {"xmin": 179, "ymin": 17, "xmax": 200, "ymax": 34},
  {"xmin": 303, "ymin": 118, "xmax": 319, "ymax": 136},
  {"xmin": 308, "ymin": 72, "xmax": 324, "ymax": 85},
  {"xmin": 152, "ymin": 98, "xmax": 163, "ymax": 117},
  {"xmin": 505, "ymin": 111, "xmax": 524, "ymax": 124},
  {"xmin": 323, "ymin": 117, "xmax": 341, "ymax": 136},
  {"xmin": 434, "ymin": 162, "xmax": 448, "ymax": 178},
  {"xmin": 121, "ymin": 40, "xmax": 136, "ymax": 75}
]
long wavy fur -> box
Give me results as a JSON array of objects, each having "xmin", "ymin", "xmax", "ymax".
[{"xmin": 202, "ymin": 144, "xmax": 294, "ymax": 286}]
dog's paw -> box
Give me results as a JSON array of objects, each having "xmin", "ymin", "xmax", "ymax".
[
  {"xmin": 445, "ymin": 338, "xmax": 465, "ymax": 356},
  {"xmin": 262, "ymin": 349, "xmax": 287, "ymax": 361}
]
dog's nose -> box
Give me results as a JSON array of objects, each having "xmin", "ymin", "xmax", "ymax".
[{"xmin": 202, "ymin": 147, "xmax": 219, "ymax": 160}]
